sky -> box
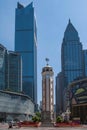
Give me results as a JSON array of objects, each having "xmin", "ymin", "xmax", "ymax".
[{"xmin": 0, "ymin": 0, "xmax": 87, "ymax": 104}]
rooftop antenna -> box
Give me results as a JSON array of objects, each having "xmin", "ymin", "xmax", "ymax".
[{"xmin": 45, "ymin": 58, "xmax": 49, "ymax": 66}]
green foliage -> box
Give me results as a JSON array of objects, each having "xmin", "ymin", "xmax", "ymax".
[
  {"xmin": 32, "ymin": 112, "xmax": 41, "ymax": 122},
  {"xmin": 32, "ymin": 116, "xmax": 39, "ymax": 122},
  {"xmin": 56, "ymin": 116, "xmax": 63, "ymax": 123},
  {"xmin": 75, "ymin": 88, "xmax": 85, "ymax": 95},
  {"xmin": 35, "ymin": 112, "xmax": 41, "ymax": 118}
]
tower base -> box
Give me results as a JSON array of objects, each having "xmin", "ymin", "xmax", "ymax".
[{"xmin": 41, "ymin": 111, "xmax": 54, "ymax": 127}]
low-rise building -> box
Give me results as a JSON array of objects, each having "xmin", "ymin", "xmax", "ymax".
[
  {"xmin": 68, "ymin": 78, "xmax": 87, "ymax": 123},
  {"xmin": 0, "ymin": 90, "xmax": 34, "ymax": 121}
]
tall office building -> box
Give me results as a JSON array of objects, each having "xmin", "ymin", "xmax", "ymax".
[
  {"xmin": 56, "ymin": 20, "xmax": 84, "ymax": 112},
  {"xmin": 61, "ymin": 19, "xmax": 83, "ymax": 87},
  {"xmin": 15, "ymin": 2, "xmax": 37, "ymax": 104},
  {"xmin": 6, "ymin": 51, "xmax": 22, "ymax": 92}
]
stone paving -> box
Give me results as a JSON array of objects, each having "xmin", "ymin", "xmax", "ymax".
[
  {"xmin": 0, "ymin": 123, "xmax": 87, "ymax": 130},
  {"xmin": 19, "ymin": 127, "xmax": 87, "ymax": 130},
  {"xmin": 0, "ymin": 127, "xmax": 87, "ymax": 130}
]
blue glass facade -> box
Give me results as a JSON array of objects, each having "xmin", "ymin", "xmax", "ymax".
[
  {"xmin": 7, "ymin": 51, "xmax": 22, "ymax": 92},
  {"xmin": 15, "ymin": 2, "xmax": 37, "ymax": 104},
  {"xmin": 0, "ymin": 44, "xmax": 22, "ymax": 92},
  {"xmin": 83, "ymin": 50, "xmax": 87, "ymax": 77},
  {"xmin": 56, "ymin": 72, "xmax": 64, "ymax": 115},
  {"xmin": 61, "ymin": 20, "xmax": 83, "ymax": 86}
]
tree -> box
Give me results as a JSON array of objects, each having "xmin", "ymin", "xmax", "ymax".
[
  {"xmin": 32, "ymin": 112, "xmax": 41, "ymax": 122},
  {"xmin": 32, "ymin": 116, "xmax": 40, "ymax": 122},
  {"xmin": 35, "ymin": 112, "xmax": 41, "ymax": 118},
  {"xmin": 56, "ymin": 116, "xmax": 63, "ymax": 123}
]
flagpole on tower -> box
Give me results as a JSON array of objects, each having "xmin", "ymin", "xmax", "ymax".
[{"xmin": 45, "ymin": 58, "xmax": 49, "ymax": 66}]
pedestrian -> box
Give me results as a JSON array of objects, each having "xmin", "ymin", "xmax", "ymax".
[{"xmin": 8, "ymin": 122, "xmax": 13, "ymax": 129}]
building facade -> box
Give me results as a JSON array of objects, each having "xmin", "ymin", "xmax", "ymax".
[
  {"xmin": 0, "ymin": 90, "xmax": 34, "ymax": 121},
  {"xmin": 56, "ymin": 72, "xmax": 64, "ymax": 116},
  {"xmin": 0, "ymin": 44, "xmax": 7, "ymax": 90},
  {"xmin": 15, "ymin": 2, "xmax": 37, "ymax": 104},
  {"xmin": 42, "ymin": 64, "xmax": 54, "ymax": 121},
  {"xmin": 68, "ymin": 78, "xmax": 87, "ymax": 123},
  {"xmin": 0, "ymin": 44, "xmax": 34, "ymax": 121},
  {"xmin": 83, "ymin": 50, "xmax": 87, "ymax": 77},
  {"xmin": 0, "ymin": 44, "xmax": 22, "ymax": 93},
  {"xmin": 61, "ymin": 20, "xmax": 84, "ymax": 110},
  {"xmin": 6, "ymin": 51, "xmax": 22, "ymax": 92},
  {"xmin": 61, "ymin": 20, "xmax": 83, "ymax": 86}
]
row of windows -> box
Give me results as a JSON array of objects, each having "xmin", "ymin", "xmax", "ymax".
[
  {"xmin": 0, "ymin": 91, "xmax": 33, "ymax": 102},
  {"xmin": 65, "ymin": 70, "xmax": 83, "ymax": 83},
  {"xmin": 63, "ymin": 43, "xmax": 82, "ymax": 70}
]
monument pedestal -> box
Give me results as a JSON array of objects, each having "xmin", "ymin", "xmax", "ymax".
[{"xmin": 41, "ymin": 111, "xmax": 54, "ymax": 127}]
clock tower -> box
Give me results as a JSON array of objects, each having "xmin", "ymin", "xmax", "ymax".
[{"xmin": 41, "ymin": 59, "xmax": 54, "ymax": 125}]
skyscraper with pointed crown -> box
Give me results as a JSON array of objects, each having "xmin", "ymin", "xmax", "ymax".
[
  {"xmin": 61, "ymin": 20, "xmax": 84, "ymax": 110},
  {"xmin": 61, "ymin": 19, "xmax": 83, "ymax": 86}
]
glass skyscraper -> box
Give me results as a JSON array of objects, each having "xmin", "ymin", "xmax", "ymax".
[
  {"xmin": 15, "ymin": 2, "xmax": 37, "ymax": 104},
  {"xmin": 0, "ymin": 44, "xmax": 22, "ymax": 92},
  {"xmin": 56, "ymin": 20, "xmax": 87, "ymax": 113},
  {"xmin": 6, "ymin": 51, "xmax": 22, "ymax": 92},
  {"xmin": 61, "ymin": 20, "xmax": 84, "ymax": 110},
  {"xmin": 61, "ymin": 19, "xmax": 83, "ymax": 87}
]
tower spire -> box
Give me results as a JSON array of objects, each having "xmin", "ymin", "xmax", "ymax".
[{"xmin": 69, "ymin": 18, "xmax": 71, "ymax": 24}]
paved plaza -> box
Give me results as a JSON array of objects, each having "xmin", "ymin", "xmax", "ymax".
[
  {"xmin": 8, "ymin": 127, "xmax": 87, "ymax": 130},
  {"xmin": 0, "ymin": 127, "xmax": 87, "ymax": 130},
  {"xmin": 0, "ymin": 123, "xmax": 87, "ymax": 130},
  {"xmin": 0, "ymin": 126, "xmax": 87, "ymax": 130}
]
